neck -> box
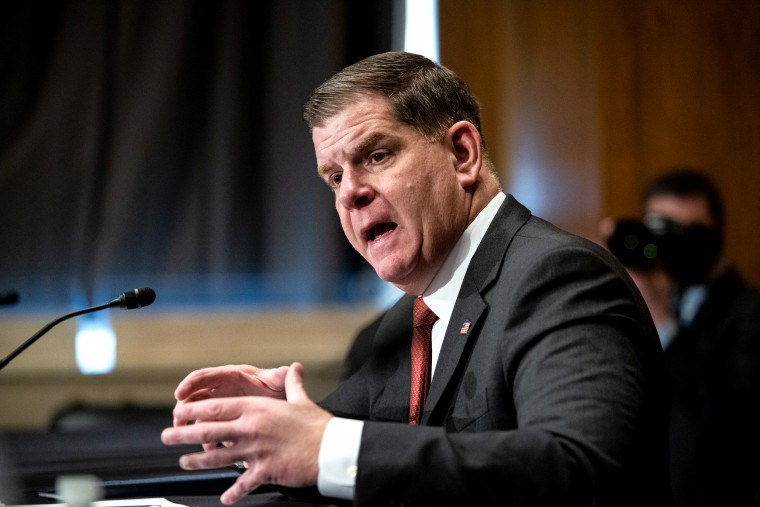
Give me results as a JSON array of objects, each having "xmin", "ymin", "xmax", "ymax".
[{"xmin": 466, "ymin": 175, "xmax": 500, "ymax": 227}]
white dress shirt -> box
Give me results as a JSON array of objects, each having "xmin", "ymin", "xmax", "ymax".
[
  {"xmin": 657, "ymin": 284, "xmax": 707, "ymax": 350},
  {"xmin": 317, "ymin": 192, "xmax": 506, "ymax": 499}
]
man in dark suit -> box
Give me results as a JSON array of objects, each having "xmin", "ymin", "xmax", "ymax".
[
  {"xmin": 606, "ymin": 169, "xmax": 760, "ymax": 507},
  {"xmin": 161, "ymin": 52, "xmax": 671, "ymax": 506}
]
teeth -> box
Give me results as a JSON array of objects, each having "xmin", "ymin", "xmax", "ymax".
[{"xmin": 366, "ymin": 222, "xmax": 396, "ymax": 242}]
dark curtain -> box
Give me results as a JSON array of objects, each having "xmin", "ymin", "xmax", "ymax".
[{"xmin": 0, "ymin": 0, "xmax": 394, "ymax": 310}]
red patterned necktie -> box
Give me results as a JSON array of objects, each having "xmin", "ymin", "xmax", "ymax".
[{"xmin": 409, "ymin": 297, "xmax": 438, "ymax": 425}]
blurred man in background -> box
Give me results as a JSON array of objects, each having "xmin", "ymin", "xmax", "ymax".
[{"xmin": 605, "ymin": 168, "xmax": 760, "ymax": 507}]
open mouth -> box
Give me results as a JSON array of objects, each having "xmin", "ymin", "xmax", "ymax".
[{"xmin": 366, "ymin": 222, "xmax": 397, "ymax": 242}]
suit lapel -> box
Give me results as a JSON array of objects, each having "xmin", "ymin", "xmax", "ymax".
[
  {"xmin": 422, "ymin": 274, "xmax": 486, "ymax": 423},
  {"xmin": 421, "ymin": 195, "xmax": 532, "ymax": 424}
]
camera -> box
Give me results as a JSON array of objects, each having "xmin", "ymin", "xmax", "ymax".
[
  {"xmin": 606, "ymin": 218, "xmax": 660, "ymax": 270},
  {"xmin": 606, "ymin": 214, "xmax": 722, "ymax": 286}
]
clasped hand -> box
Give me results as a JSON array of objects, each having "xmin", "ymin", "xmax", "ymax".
[{"xmin": 161, "ymin": 362, "xmax": 333, "ymax": 504}]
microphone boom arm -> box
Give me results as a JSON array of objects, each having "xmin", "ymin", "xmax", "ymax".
[
  {"xmin": 0, "ymin": 288, "xmax": 155, "ymax": 371},
  {"xmin": 0, "ymin": 302, "xmax": 113, "ymax": 371}
]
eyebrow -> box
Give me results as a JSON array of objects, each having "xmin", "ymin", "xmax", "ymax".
[
  {"xmin": 353, "ymin": 132, "xmax": 387, "ymax": 157},
  {"xmin": 317, "ymin": 131, "xmax": 400, "ymax": 178}
]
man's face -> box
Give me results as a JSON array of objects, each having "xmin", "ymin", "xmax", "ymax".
[
  {"xmin": 313, "ymin": 94, "xmax": 470, "ymax": 295},
  {"xmin": 645, "ymin": 192, "xmax": 722, "ymax": 285},
  {"xmin": 645, "ymin": 194, "xmax": 714, "ymax": 229}
]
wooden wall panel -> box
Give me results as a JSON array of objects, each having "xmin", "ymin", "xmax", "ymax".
[
  {"xmin": 440, "ymin": 0, "xmax": 760, "ymax": 286},
  {"xmin": 596, "ymin": 0, "xmax": 760, "ymax": 286},
  {"xmin": 441, "ymin": 0, "xmax": 604, "ymax": 241},
  {"xmin": 437, "ymin": 0, "xmax": 511, "ymax": 174}
]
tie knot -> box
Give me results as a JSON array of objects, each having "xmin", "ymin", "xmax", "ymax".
[{"xmin": 413, "ymin": 297, "xmax": 438, "ymax": 328}]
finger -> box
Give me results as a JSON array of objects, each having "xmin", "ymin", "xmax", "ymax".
[
  {"xmin": 172, "ymin": 397, "xmax": 245, "ymax": 426},
  {"xmin": 175, "ymin": 368, "xmax": 227, "ymax": 400},
  {"xmin": 220, "ymin": 471, "xmax": 263, "ymax": 505},
  {"xmin": 178, "ymin": 445, "xmax": 243, "ymax": 471},
  {"xmin": 173, "ymin": 411, "xmax": 196, "ymax": 428},
  {"xmin": 173, "ymin": 400, "xmax": 212, "ymax": 428},
  {"xmin": 598, "ymin": 216, "xmax": 616, "ymax": 240},
  {"xmin": 284, "ymin": 362, "xmax": 309, "ymax": 404},
  {"xmin": 162, "ymin": 419, "xmax": 238, "ymax": 447},
  {"xmin": 172, "ymin": 386, "xmax": 225, "ymax": 425},
  {"xmin": 173, "ymin": 385, "xmax": 228, "ymax": 426},
  {"xmin": 206, "ymin": 440, "xmax": 237, "ymax": 453},
  {"xmin": 172, "ymin": 401, "xmax": 189, "ymax": 427},
  {"xmin": 249, "ymin": 366, "xmax": 288, "ymax": 392},
  {"xmin": 183, "ymin": 387, "xmax": 218, "ymax": 403}
]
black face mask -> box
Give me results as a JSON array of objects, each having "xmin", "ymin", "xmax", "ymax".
[{"xmin": 643, "ymin": 214, "xmax": 722, "ymax": 287}]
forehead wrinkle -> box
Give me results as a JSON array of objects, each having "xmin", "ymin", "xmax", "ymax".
[
  {"xmin": 320, "ymin": 130, "xmax": 394, "ymax": 172},
  {"xmin": 314, "ymin": 97, "xmax": 404, "ymax": 177},
  {"xmin": 354, "ymin": 128, "xmax": 411, "ymax": 161},
  {"xmin": 317, "ymin": 132, "xmax": 385, "ymax": 179},
  {"xmin": 353, "ymin": 132, "xmax": 386, "ymax": 156},
  {"xmin": 314, "ymin": 125, "xmax": 356, "ymax": 178}
]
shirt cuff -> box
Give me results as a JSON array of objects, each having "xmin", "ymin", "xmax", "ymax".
[{"xmin": 317, "ymin": 417, "xmax": 363, "ymax": 500}]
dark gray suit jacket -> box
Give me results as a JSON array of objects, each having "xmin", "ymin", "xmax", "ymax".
[
  {"xmin": 321, "ymin": 195, "xmax": 672, "ymax": 506},
  {"xmin": 666, "ymin": 268, "xmax": 760, "ymax": 507}
]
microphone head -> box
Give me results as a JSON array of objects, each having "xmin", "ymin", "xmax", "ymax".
[
  {"xmin": 0, "ymin": 290, "xmax": 19, "ymax": 306},
  {"xmin": 115, "ymin": 287, "xmax": 156, "ymax": 309}
]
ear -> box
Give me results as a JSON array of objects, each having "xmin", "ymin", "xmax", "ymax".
[{"xmin": 446, "ymin": 121, "xmax": 483, "ymax": 188}]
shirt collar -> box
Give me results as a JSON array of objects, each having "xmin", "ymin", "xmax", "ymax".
[
  {"xmin": 423, "ymin": 192, "xmax": 506, "ymax": 322},
  {"xmin": 679, "ymin": 284, "xmax": 708, "ymax": 326}
]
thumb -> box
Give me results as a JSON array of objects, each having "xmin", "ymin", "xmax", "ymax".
[{"xmin": 285, "ymin": 362, "xmax": 310, "ymax": 404}]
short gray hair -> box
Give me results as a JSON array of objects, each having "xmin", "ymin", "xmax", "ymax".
[{"xmin": 303, "ymin": 52, "xmax": 485, "ymax": 146}]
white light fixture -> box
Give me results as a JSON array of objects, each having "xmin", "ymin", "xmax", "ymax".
[
  {"xmin": 75, "ymin": 316, "xmax": 116, "ymax": 375},
  {"xmin": 404, "ymin": 0, "xmax": 439, "ymax": 61}
]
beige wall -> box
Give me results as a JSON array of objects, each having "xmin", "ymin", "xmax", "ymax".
[{"xmin": 0, "ymin": 308, "xmax": 376, "ymax": 429}]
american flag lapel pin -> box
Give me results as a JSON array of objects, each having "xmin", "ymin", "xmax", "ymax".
[{"xmin": 459, "ymin": 320, "xmax": 471, "ymax": 335}]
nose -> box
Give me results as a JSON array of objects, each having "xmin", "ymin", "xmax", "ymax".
[{"xmin": 337, "ymin": 167, "xmax": 373, "ymax": 209}]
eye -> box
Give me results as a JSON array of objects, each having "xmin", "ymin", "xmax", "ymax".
[
  {"xmin": 369, "ymin": 151, "xmax": 388, "ymax": 164},
  {"xmin": 328, "ymin": 172, "xmax": 342, "ymax": 188}
]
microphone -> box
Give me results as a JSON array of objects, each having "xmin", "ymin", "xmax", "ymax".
[
  {"xmin": 0, "ymin": 290, "xmax": 19, "ymax": 306},
  {"xmin": 112, "ymin": 287, "xmax": 157, "ymax": 309},
  {"xmin": 0, "ymin": 287, "xmax": 156, "ymax": 371}
]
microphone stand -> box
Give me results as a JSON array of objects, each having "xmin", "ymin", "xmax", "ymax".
[{"xmin": 0, "ymin": 301, "xmax": 117, "ymax": 371}]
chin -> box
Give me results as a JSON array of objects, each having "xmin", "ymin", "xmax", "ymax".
[
  {"xmin": 373, "ymin": 264, "xmax": 412, "ymax": 286},
  {"xmin": 369, "ymin": 251, "xmax": 421, "ymax": 284}
]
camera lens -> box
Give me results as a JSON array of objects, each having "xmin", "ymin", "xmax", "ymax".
[{"xmin": 607, "ymin": 219, "xmax": 659, "ymax": 269}]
